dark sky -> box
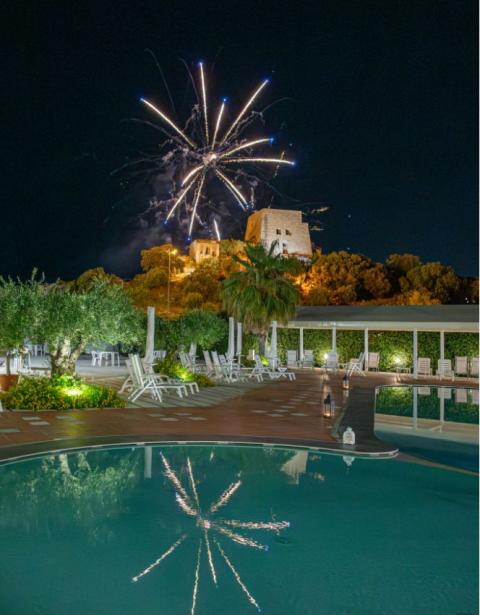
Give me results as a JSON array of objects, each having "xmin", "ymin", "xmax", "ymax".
[{"xmin": 3, "ymin": 0, "xmax": 478, "ymax": 279}]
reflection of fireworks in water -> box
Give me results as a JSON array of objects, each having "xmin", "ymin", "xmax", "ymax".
[
  {"xmin": 121, "ymin": 61, "xmax": 295, "ymax": 240},
  {"xmin": 132, "ymin": 453, "xmax": 290, "ymax": 614}
]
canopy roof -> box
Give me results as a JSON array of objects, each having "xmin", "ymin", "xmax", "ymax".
[{"xmin": 284, "ymin": 305, "xmax": 479, "ymax": 333}]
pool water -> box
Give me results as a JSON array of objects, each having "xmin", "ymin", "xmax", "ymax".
[{"xmin": 0, "ymin": 444, "xmax": 477, "ymax": 615}]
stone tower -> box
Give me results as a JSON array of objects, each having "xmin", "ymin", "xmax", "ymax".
[{"xmin": 244, "ymin": 208, "xmax": 312, "ymax": 258}]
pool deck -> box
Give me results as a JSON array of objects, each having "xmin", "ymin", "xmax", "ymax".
[{"xmin": 0, "ymin": 370, "xmax": 477, "ymax": 461}]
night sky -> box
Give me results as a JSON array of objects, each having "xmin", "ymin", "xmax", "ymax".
[{"xmin": 3, "ymin": 0, "xmax": 478, "ymax": 279}]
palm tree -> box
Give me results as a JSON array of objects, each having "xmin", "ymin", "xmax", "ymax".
[{"xmin": 221, "ymin": 242, "xmax": 300, "ymax": 354}]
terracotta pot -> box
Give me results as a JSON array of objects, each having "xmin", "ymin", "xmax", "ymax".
[{"xmin": 0, "ymin": 374, "xmax": 19, "ymax": 392}]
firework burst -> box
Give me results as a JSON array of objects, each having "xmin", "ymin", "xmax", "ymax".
[
  {"xmin": 122, "ymin": 61, "xmax": 295, "ymax": 241},
  {"xmin": 132, "ymin": 452, "xmax": 290, "ymax": 614}
]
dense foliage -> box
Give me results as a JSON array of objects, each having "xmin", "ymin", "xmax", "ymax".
[
  {"xmin": 0, "ymin": 375, "xmax": 126, "ymax": 410},
  {"xmin": 153, "ymin": 357, "xmax": 214, "ymax": 387},
  {"xmin": 154, "ymin": 310, "xmax": 227, "ymax": 353}
]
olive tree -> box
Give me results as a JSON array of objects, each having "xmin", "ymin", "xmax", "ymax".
[{"xmin": 39, "ymin": 279, "xmax": 144, "ymax": 375}]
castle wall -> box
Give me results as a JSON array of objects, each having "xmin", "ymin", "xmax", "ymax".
[{"xmin": 245, "ymin": 209, "xmax": 312, "ymax": 257}]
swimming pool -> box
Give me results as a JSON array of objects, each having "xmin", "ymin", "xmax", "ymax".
[
  {"xmin": 0, "ymin": 443, "xmax": 477, "ymax": 615},
  {"xmin": 375, "ymin": 385, "xmax": 479, "ymax": 471}
]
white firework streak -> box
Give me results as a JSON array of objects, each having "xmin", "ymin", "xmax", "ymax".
[
  {"xmin": 188, "ymin": 171, "xmax": 206, "ymax": 236},
  {"xmin": 191, "ymin": 539, "xmax": 202, "ymax": 615},
  {"xmin": 198, "ymin": 62, "xmax": 209, "ymax": 145},
  {"xmin": 165, "ymin": 177, "xmax": 199, "ymax": 221},
  {"xmin": 203, "ymin": 528, "xmax": 217, "ymax": 585},
  {"xmin": 213, "ymin": 523, "xmax": 268, "ymax": 551},
  {"xmin": 215, "ymin": 540, "xmax": 261, "ymax": 612},
  {"xmin": 213, "ymin": 218, "xmax": 221, "ymax": 241},
  {"xmin": 220, "ymin": 79, "xmax": 270, "ymax": 145},
  {"xmin": 220, "ymin": 138, "xmax": 271, "ymax": 158},
  {"xmin": 181, "ymin": 165, "xmax": 203, "ymax": 186},
  {"xmin": 132, "ymin": 533, "xmax": 188, "ymax": 583},
  {"xmin": 211, "ymin": 99, "xmax": 226, "ymax": 150},
  {"xmin": 223, "ymin": 157, "xmax": 295, "ymax": 166},
  {"xmin": 175, "ymin": 492, "xmax": 198, "ymax": 516},
  {"xmin": 209, "ymin": 480, "xmax": 242, "ymax": 513},
  {"xmin": 222, "ymin": 520, "xmax": 290, "ymax": 531},
  {"xmin": 215, "ymin": 170, "xmax": 247, "ymax": 209},
  {"xmin": 141, "ymin": 98, "xmax": 196, "ymax": 148},
  {"xmin": 159, "ymin": 452, "xmax": 192, "ymax": 502},
  {"xmin": 187, "ymin": 457, "xmax": 200, "ymax": 509}
]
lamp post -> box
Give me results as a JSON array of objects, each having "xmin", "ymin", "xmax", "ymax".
[{"xmin": 167, "ymin": 248, "xmax": 177, "ymax": 313}]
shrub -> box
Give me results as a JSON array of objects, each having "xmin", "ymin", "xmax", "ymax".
[
  {"xmin": 153, "ymin": 358, "xmax": 214, "ymax": 387},
  {"xmin": 0, "ymin": 376, "xmax": 126, "ymax": 410}
]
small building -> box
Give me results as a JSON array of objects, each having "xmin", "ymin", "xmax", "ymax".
[
  {"xmin": 189, "ymin": 239, "xmax": 220, "ymax": 264},
  {"xmin": 244, "ymin": 208, "xmax": 312, "ymax": 258}
]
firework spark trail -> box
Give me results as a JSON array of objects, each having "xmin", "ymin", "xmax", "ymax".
[
  {"xmin": 215, "ymin": 540, "xmax": 261, "ymax": 612},
  {"xmin": 160, "ymin": 453, "xmax": 192, "ymax": 501},
  {"xmin": 223, "ymin": 157, "xmax": 295, "ymax": 166},
  {"xmin": 198, "ymin": 62, "xmax": 209, "ymax": 145},
  {"xmin": 220, "ymin": 138, "xmax": 272, "ymax": 158},
  {"xmin": 188, "ymin": 171, "xmax": 206, "ymax": 236},
  {"xmin": 140, "ymin": 98, "xmax": 196, "ymax": 147},
  {"xmin": 220, "ymin": 79, "xmax": 270, "ymax": 146},
  {"xmin": 214, "ymin": 524, "xmax": 267, "ymax": 551},
  {"xmin": 182, "ymin": 165, "xmax": 203, "ymax": 186},
  {"xmin": 175, "ymin": 492, "xmax": 198, "ymax": 516},
  {"xmin": 215, "ymin": 170, "xmax": 247, "ymax": 209},
  {"xmin": 211, "ymin": 99, "xmax": 226, "ymax": 150},
  {"xmin": 203, "ymin": 529, "xmax": 218, "ymax": 585},
  {"xmin": 191, "ymin": 539, "xmax": 202, "ymax": 615},
  {"xmin": 209, "ymin": 480, "xmax": 242, "ymax": 513},
  {"xmin": 213, "ymin": 219, "xmax": 221, "ymax": 240},
  {"xmin": 187, "ymin": 457, "xmax": 200, "ymax": 509},
  {"xmin": 132, "ymin": 534, "xmax": 188, "ymax": 583},
  {"xmin": 222, "ymin": 520, "xmax": 290, "ymax": 531},
  {"xmin": 166, "ymin": 177, "xmax": 199, "ymax": 221}
]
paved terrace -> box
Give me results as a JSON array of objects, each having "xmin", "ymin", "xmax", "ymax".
[{"xmin": 1, "ymin": 370, "xmax": 477, "ymax": 462}]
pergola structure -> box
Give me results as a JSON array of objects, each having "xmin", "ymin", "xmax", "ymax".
[{"xmin": 281, "ymin": 305, "xmax": 479, "ymax": 376}]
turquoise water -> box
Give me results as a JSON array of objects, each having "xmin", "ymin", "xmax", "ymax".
[{"xmin": 0, "ymin": 444, "xmax": 477, "ymax": 615}]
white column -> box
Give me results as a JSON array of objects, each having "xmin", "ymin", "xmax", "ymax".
[
  {"xmin": 439, "ymin": 394, "xmax": 445, "ymax": 426},
  {"xmin": 413, "ymin": 329, "xmax": 418, "ymax": 377},
  {"xmin": 332, "ymin": 326, "xmax": 337, "ymax": 352},
  {"xmin": 299, "ymin": 327, "xmax": 304, "ymax": 362},
  {"xmin": 364, "ymin": 329, "xmax": 369, "ymax": 370},
  {"xmin": 412, "ymin": 387, "xmax": 418, "ymax": 430},
  {"xmin": 227, "ymin": 317, "xmax": 235, "ymax": 360},
  {"xmin": 236, "ymin": 322, "xmax": 242, "ymax": 358},
  {"xmin": 270, "ymin": 321, "xmax": 278, "ymax": 364},
  {"xmin": 144, "ymin": 446, "xmax": 152, "ymax": 479},
  {"xmin": 440, "ymin": 331, "xmax": 445, "ymax": 361},
  {"xmin": 145, "ymin": 306, "xmax": 155, "ymax": 365}
]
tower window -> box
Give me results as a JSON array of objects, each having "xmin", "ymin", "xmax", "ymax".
[
  {"xmin": 285, "ymin": 229, "xmax": 292, "ymax": 236},
  {"xmin": 276, "ymin": 229, "xmax": 281, "ymax": 235}
]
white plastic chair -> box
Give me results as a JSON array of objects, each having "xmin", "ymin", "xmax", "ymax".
[
  {"xmin": 454, "ymin": 357, "xmax": 468, "ymax": 377},
  {"xmin": 286, "ymin": 350, "xmax": 298, "ymax": 368},
  {"xmin": 470, "ymin": 357, "xmax": 479, "ymax": 378},
  {"xmin": 302, "ymin": 349, "xmax": 315, "ymax": 369},
  {"xmin": 346, "ymin": 352, "xmax": 365, "ymax": 377},
  {"xmin": 437, "ymin": 359, "xmax": 454, "ymax": 380},
  {"xmin": 126, "ymin": 355, "xmax": 163, "ymax": 402},
  {"xmin": 416, "ymin": 358, "xmax": 432, "ymax": 377},
  {"xmin": 324, "ymin": 351, "xmax": 339, "ymax": 371},
  {"xmin": 367, "ymin": 352, "xmax": 380, "ymax": 371}
]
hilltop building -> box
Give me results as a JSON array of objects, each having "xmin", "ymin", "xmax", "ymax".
[
  {"xmin": 189, "ymin": 239, "xmax": 220, "ymax": 264},
  {"xmin": 244, "ymin": 208, "xmax": 312, "ymax": 259}
]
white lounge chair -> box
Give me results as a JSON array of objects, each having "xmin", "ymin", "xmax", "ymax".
[
  {"xmin": 302, "ymin": 349, "xmax": 315, "ymax": 369},
  {"xmin": 324, "ymin": 351, "xmax": 339, "ymax": 371},
  {"xmin": 287, "ymin": 350, "xmax": 298, "ymax": 368},
  {"xmin": 437, "ymin": 359, "xmax": 454, "ymax": 380},
  {"xmin": 125, "ymin": 356, "xmax": 163, "ymax": 402},
  {"xmin": 367, "ymin": 352, "xmax": 380, "ymax": 371},
  {"xmin": 454, "ymin": 357, "xmax": 468, "ymax": 377},
  {"xmin": 267, "ymin": 358, "xmax": 296, "ymax": 380},
  {"xmin": 346, "ymin": 352, "xmax": 365, "ymax": 377},
  {"xmin": 252, "ymin": 355, "xmax": 281, "ymax": 380},
  {"xmin": 130, "ymin": 354, "xmax": 188, "ymax": 400},
  {"xmin": 202, "ymin": 350, "xmax": 216, "ymax": 378},
  {"xmin": 470, "ymin": 357, "xmax": 479, "ymax": 378},
  {"xmin": 416, "ymin": 358, "xmax": 432, "ymax": 377}
]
